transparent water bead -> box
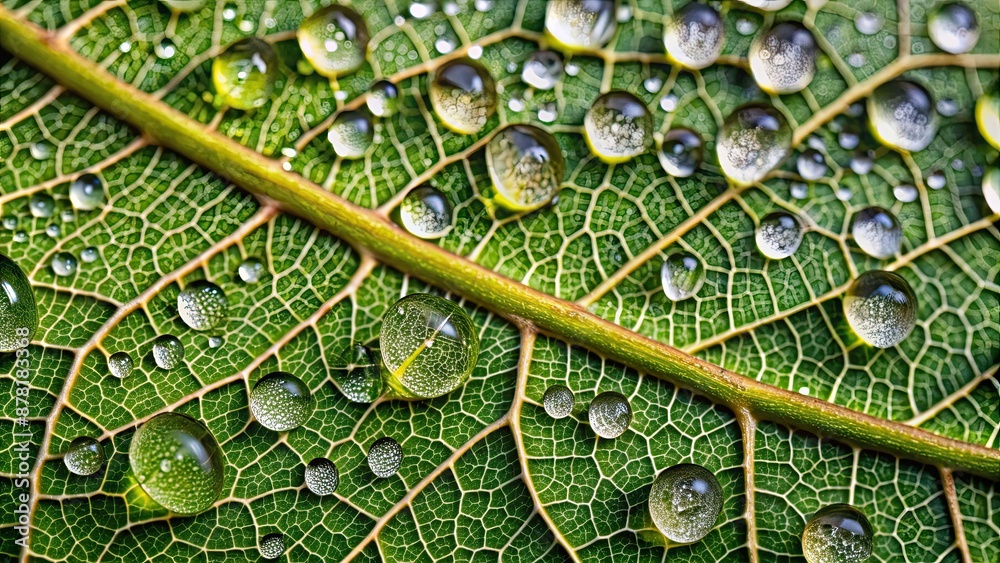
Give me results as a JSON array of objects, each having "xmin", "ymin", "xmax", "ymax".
[
  {"xmin": 893, "ymin": 184, "xmax": 918, "ymax": 203},
  {"xmin": 259, "ymin": 533, "xmax": 285, "ymax": 560},
  {"xmin": 64, "ymin": 436, "xmax": 105, "ymax": 476},
  {"xmin": 928, "ymin": 2, "xmax": 979, "ymax": 54},
  {"xmin": 250, "ymin": 372, "xmax": 313, "ymax": 431},
  {"xmin": 366, "ymin": 80, "xmax": 400, "ymax": 117},
  {"xmin": 802, "ymin": 504, "xmax": 873, "ymax": 563},
  {"xmin": 522, "ymin": 50, "xmax": 564, "ymax": 90},
  {"xmin": 298, "ymin": 4, "xmax": 370, "ymax": 78},
  {"xmin": 327, "ymin": 109, "xmax": 374, "ymax": 160},
  {"xmin": 976, "ymin": 93, "xmax": 1000, "ymax": 151},
  {"xmin": 588, "ymin": 391, "xmax": 632, "ymax": 439},
  {"xmin": 851, "ymin": 207, "xmax": 901, "ymax": 259},
  {"xmin": 237, "ymin": 257, "xmax": 264, "ymax": 283},
  {"xmin": 399, "ymin": 186, "xmax": 453, "ymax": 239},
  {"xmin": 717, "ymin": 104, "xmax": 791, "ymax": 186},
  {"xmin": 129, "ymin": 412, "xmax": 224, "ymax": 514},
  {"xmin": 545, "ymin": 0, "xmax": 617, "ymax": 51},
  {"xmin": 584, "ymin": 91, "xmax": 653, "ymax": 163},
  {"xmin": 796, "ymin": 149, "xmax": 826, "ymax": 180},
  {"xmin": 212, "ymin": 38, "xmax": 278, "ymax": 110},
  {"xmin": 334, "ymin": 343, "xmax": 383, "ymax": 403},
  {"xmin": 927, "ymin": 170, "xmax": 946, "ymax": 190},
  {"xmin": 380, "ymin": 293, "xmax": 479, "ymax": 399},
  {"xmin": 661, "ymin": 252, "xmax": 705, "ymax": 301},
  {"xmin": 648, "ymin": 463, "xmax": 723, "ymax": 544},
  {"xmin": 844, "ymin": 270, "xmax": 917, "ymax": 348},
  {"xmin": 486, "ymin": 124, "xmax": 565, "ymax": 211},
  {"xmin": 51, "ymin": 251, "xmax": 78, "ymax": 277},
  {"xmin": 80, "ymin": 247, "xmax": 98, "ymax": 263},
  {"xmin": 154, "ymin": 38, "xmax": 177, "ymax": 59},
  {"xmin": 749, "ymin": 22, "xmax": 817, "ymax": 94},
  {"xmin": 983, "ymin": 167, "xmax": 1000, "ymax": 214},
  {"xmin": 737, "ymin": 0, "xmax": 792, "ymax": 11},
  {"xmin": 755, "ymin": 212, "xmax": 803, "ymax": 260},
  {"xmin": 177, "ymin": 280, "xmax": 228, "ymax": 331},
  {"xmin": 69, "ymin": 173, "xmax": 105, "ymax": 211},
  {"xmin": 429, "ymin": 58, "xmax": 497, "ymax": 134},
  {"xmin": 152, "ymin": 334, "xmax": 185, "ymax": 370},
  {"xmin": 658, "ymin": 128, "xmax": 703, "ymax": 177},
  {"xmin": 543, "ymin": 384, "xmax": 575, "ymax": 419},
  {"xmin": 304, "ymin": 457, "xmax": 339, "ymax": 496},
  {"xmin": 29, "ymin": 193, "xmax": 55, "ymax": 218},
  {"xmin": 868, "ymin": 80, "xmax": 937, "ymax": 152},
  {"xmin": 108, "ymin": 351, "xmax": 134, "ymax": 379},
  {"xmin": 663, "ymin": 3, "xmax": 725, "ymax": 70},
  {"xmin": 0, "ymin": 253, "xmax": 38, "ymax": 351},
  {"xmin": 368, "ymin": 437, "xmax": 403, "ymax": 478}
]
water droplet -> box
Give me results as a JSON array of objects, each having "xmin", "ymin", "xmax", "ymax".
[
  {"xmin": 588, "ymin": 391, "xmax": 632, "ymax": 439},
  {"xmin": 129, "ymin": 412, "xmax": 224, "ymax": 514},
  {"xmin": 367, "ymin": 437, "xmax": 403, "ymax": 478},
  {"xmin": 852, "ymin": 207, "xmax": 901, "ymax": 259},
  {"xmin": 545, "ymin": 0, "xmax": 617, "ymax": 51},
  {"xmin": 522, "ymin": 50, "xmax": 563, "ymax": 90},
  {"xmin": 790, "ymin": 182, "xmax": 808, "ymax": 200},
  {"xmin": 474, "ymin": 0, "xmax": 494, "ymax": 11},
  {"xmin": 63, "ymin": 436, "xmax": 105, "ymax": 476},
  {"xmin": 108, "ymin": 351, "xmax": 134, "ymax": 379},
  {"xmin": 435, "ymin": 36, "xmax": 455, "ymax": 54},
  {"xmin": 844, "ymin": 270, "xmax": 917, "ymax": 348},
  {"xmin": 429, "ymin": 58, "xmax": 497, "ymax": 134},
  {"xmin": 29, "ymin": 193, "xmax": 55, "ymax": 218},
  {"xmin": 486, "ymin": 124, "xmax": 565, "ymax": 211},
  {"xmin": 80, "ymin": 247, "xmax": 98, "ymax": 263},
  {"xmin": 399, "ymin": 186, "xmax": 453, "ymax": 239},
  {"xmin": 51, "ymin": 251, "xmax": 78, "ymax": 277},
  {"xmin": 661, "ymin": 252, "xmax": 705, "ymax": 301},
  {"xmin": 543, "ymin": 384, "xmax": 575, "ymax": 419},
  {"xmin": 409, "ymin": 1, "xmax": 438, "ymax": 19},
  {"xmin": 250, "ymin": 372, "xmax": 313, "ymax": 431},
  {"xmin": 538, "ymin": 102, "xmax": 558, "ymax": 123},
  {"xmin": 45, "ymin": 224, "xmax": 60, "ymax": 238},
  {"xmin": 304, "ymin": 457, "xmax": 339, "ymax": 496},
  {"xmin": 893, "ymin": 184, "xmax": 918, "ymax": 203},
  {"xmin": 854, "ymin": 12, "xmax": 882, "ymax": 35},
  {"xmin": 982, "ymin": 167, "xmax": 1000, "ymax": 214},
  {"xmin": 927, "ymin": 170, "xmax": 946, "ymax": 190},
  {"xmin": 222, "ymin": 4, "xmax": 237, "ymax": 21},
  {"xmin": 660, "ymin": 93, "xmax": 678, "ymax": 112},
  {"xmin": 177, "ymin": 280, "xmax": 228, "ymax": 332},
  {"xmin": 736, "ymin": 0, "xmax": 792, "ymax": 11},
  {"xmin": 928, "ymin": 2, "xmax": 979, "ymax": 54},
  {"xmin": 648, "ymin": 463, "xmax": 723, "ymax": 544},
  {"xmin": 152, "ymin": 335, "xmax": 185, "ymax": 370},
  {"xmin": 327, "ymin": 110, "xmax": 374, "ymax": 159},
  {"xmin": 380, "ymin": 294, "xmax": 478, "ymax": 399},
  {"xmin": 334, "ymin": 344, "xmax": 383, "ymax": 403},
  {"xmin": 802, "ymin": 504, "xmax": 873, "ymax": 563},
  {"xmin": 749, "ymin": 22, "xmax": 817, "ymax": 94},
  {"xmin": 258, "ymin": 533, "xmax": 285, "ymax": 560},
  {"xmin": 237, "ymin": 258, "xmax": 264, "ymax": 283},
  {"xmin": 850, "ymin": 150, "xmax": 874, "ymax": 174},
  {"xmin": 584, "ymin": 91, "xmax": 653, "ymax": 163},
  {"xmin": 796, "ymin": 149, "xmax": 826, "ymax": 180},
  {"xmin": 658, "ymin": 128, "xmax": 703, "ymax": 177},
  {"xmin": 736, "ymin": 17, "xmax": 758, "ymax": 36},
  {"xmin": 868, "ymin": 80, "xmax": 937, "ymax": 152},
  {"xmin": 367, "ymin": 80, "xmax": 400, "ymax": 117},
  {"xmin": 160, "ymin": 0, "xmax": 206, "ymax": 13},
  {"xmin": 976, "ymin": 93, "xmax": 1000, "ymax": 151},
  {"xmin": 717, "ymin": 104, "xmax": 791, "ymax": 186},
  {"xmin": 0, "ymin": 253, "xmax": 37, "ymax": 352},
  {"xmin": 839, "ymin": 131, "xmax": 860, "ymax": 150},
  {"xmin": 208, "ymin": 335, "xmax": 223, "ymax": 348},
  {"xmin": 29, "ymin": 141, "xmax": 52, "ymax": 160},
  {"xmin": 644, "ymin": 76, "xmax": 663, "ymax": 93},
  {"xmin": 298, "ymin": 5, "xmax": 370, "ymax": 78},
  {"xmin": 69, "ymin": 173, "xmax": 106, "ymax": 211},
  {"xmin": 155, "ymin": 38, "xmax": 177, "ymax": 59},
  {"xmin": 756, "ymin": 212, "xmax": 803, "ymax": 260},
  {"xmin": 212, "ymin": 38, "xmax": 278, "ymax": 110},
  {"xmin": 847, "ymin": 53, "xmax": 865, "ymax": 68},
  {"xmin": 663, "ymin": 3, "xmax": 725, "ymax": 70}
]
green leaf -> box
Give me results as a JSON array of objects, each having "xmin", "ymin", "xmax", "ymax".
[{"xmin": 0, "ymin": 0, "xmax": 998, "ymax": 561}]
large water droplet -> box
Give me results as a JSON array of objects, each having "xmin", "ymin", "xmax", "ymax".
[
  {"xmin": 976, "ymin": 93, "xmax": 1000, "ymax": 151},
  {"xmin": 429, "ymin": 58, "xmax": 497, "ymax": 134},
  {"xmin": 177, "ymin": 280, "xmax": 228, "ymax": 332},
  {"xmin": 129, "ymin": 412, "xmax": 224, "ymax": 514},
  {"xmin": 304, "ymin": 457, "xmax": 339, "ymax": 496},
  {"xmin": 928, "ymin": 2, "xmax": 979, "ymax": 54},
  {"xmin": 399, "ymin": 186, "xmax": 453, "ymax": 239},
  {"xmin": 801, "ymin": 504, "xmax": 873, "ymax": 563},
  {"xmin": 51, "ymin": 252, "xmax": 78, "ymax": 277},
  {"xmin": 749, "ymin": 22, "xmax": 817, "ymax": 94},
  {"xmin": 64, "ymin": 436, "xmax": 105, "ymax": 476},
  {"xmin": 661, "ymin": 252, "xmax": 705, "ymax": 301},
  {"xmin": 663, "ymin": 3, "xmax": 725, "ymax": 70},
  {"xmin": 755, "ymin": 212, "xmax": 803, "ymax": 260},
  {"xmin": 736, "ymin": 0, "xmax": 792, "ymax": 11},
  {"xmin": 796, "ymin": 149, "xmax": 826, "ymax": 180},
  {"xmin": 250, "ymin": 372, "xmax": 313, "ymax": 431},
  {"xmin": 108, "ymin": 351, "xmax": 134, "ymax": 379},
  {"xmin": 844, "ymin": 270, "xmax": 917, "ymax": 348},
  {"xmin": 380, "ymin": 294, "xmax": 479, "ymax": 399},
  {"xmin": 486, "ymin": 124, "xmax": 565, "ymax": 211},
  {"xmin": 327, "ymin": 110, "xmax": 374, "ymax": 160},
  {"xmin": 983, "ymin": 167, "xmax": 1000, "ymax": 214},
  {"xmin": 852, "ymin": 207, "xmax": 901, "ymax": 259},
  {"xmin": 29, "ymin": 193, "xmax": 56, "ymax": 218},
  {"xmin": 584, "ymin": 91, "xmax": 653, "ymax": 163},
  {"xmin": 717, "ymin": 104, "xmax": 791, "ymax": 186},
  {"xmin": 69, "ymin": 174, "xmax": 105, "ymax": 211},
  {"xmin": 868, "ymin": 80, "xmax": 937, "ymax": 152},
  {"xmin": 152, "ymin": 335, "xmax": 185, "ymax": 370},
  {"xmin": 368, "ymin": 437, "xmax": 403, "ymax": 478},
  {"xmin": 522, "ymin": 50, "xmax": 564, "ymax": 90},
  {"xmin": 658, "ymin": 128, "xmax": 703, "ymax": 177},
  {"xmin": 237, "ymin": 258, "xmax": 264, "ymax": 283},
  {"xmin": 212, "ymin": 38, "xmax": 278, "ymax": 110},
  {"xmin": 259, "ymin": 533, "xmax": 285, "ymax": 560},
  {"xmin": 588, "ymin": 391, "xmax": 632, "ymax": 438},
  {"xmin": 545, "ymin": 0, "xmax": 617, "ymax": 51},
  {"xmin": 648, "ymin": 463, "xmax": 723, "ymax": 544},
  {"xmin": 543, "ymin": 384, "xmax": 575, "ymax": 419},
  {"xmin": 0, "ymin": 253, "xmax": 37, "ymax": 352},
  {"xmin": 298, "ymin": 5, "xmax": 370, "ymax": 78},
  {"xmin": 366, "ymin": 80, "xmax": 400, "ymax": 117},
  {"xmin": 334, "ymin": 343, "xmax": 383, "ymax": 403}
]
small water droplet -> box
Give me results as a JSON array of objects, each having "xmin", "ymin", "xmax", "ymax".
[
  {"xmin": 981, "ymin": 167, "xmax": 1000, "ymax": 214},
  {"xmin": 749, "ymin": 22, "xmax": 817, "ymax": 94},
  {"xmin": 543, "ymin": 384, "xmax": 575, "ymax": 419},
  {"xmin": 305, "ymin": 457, "xmax": 339, "ymax": 495},
  {"xmin": 399, "ymin": 186, "xmax": 453, "ymax": 240},
  {"xmin": 367, "ymin": 80, "xmax": 400, "ymax": 117},
  {"xmin": 368, "ymin": 437, "xmax": 403, "ymax": 478},
  {"xmin": 796, "ymin": 149, "xmax": 826, "ymax": 180},
  {"xmin": 177, "ymin": 280, "xmax": 228, "ymax": 332},
  {"xmin": 928, "ymin": 2, "xmax": 979, "ymax": 54},
  {"xmin": 327, "ymin": 110, "xmax": 374, "ymax": 159},
  {"xmin": 64, "ymin": 436, "xmax": 105, "ymax": 476},
  {"xmin": 893, "ymin": 184, "xmax": 918, "ymax": 202},
  {"xmin": 29, "ymin": 141, "xmax": 52, "ymax": 160},
  {"xmin": 522, "ymin": 50, "xmax": 563, "ymax": 90},
  {"xmin": 927, "ymin": 170, "xmax": 946, "ymax": 190},
  {"xmin": 717, "ymin": 104, "xmax": 791, "ymax": 186},
  {"xmin": 844, "ymin": 270, "xmax": 917, "ymax": 348},
  {"xmin": 0, "ymin": 253, "xmax": 37, "ymax": 351},
  {"xmin": 155, "ymin": 38, "xmax": 177, "ymax": 59},
  {"xmin": 298, "ymin": 5, "xmax": 370, "ymax": 78},
  {"xmin": 663, "ymin": 3, "xmax": 725, "ymax": 70},
  {"xmin": 29, "ymin": 193, "xmax": 56, "ymax": 218},
  {"xmin": 869, "ymin": 80, "xmax": 937, "ymax": 152},
  {"xmin": 855, "ymin": 12, "xmax": 882, "ymax": 34},
  {"xmin": 429, "ymin": 58, "xmax": 497, "ymax": 134},
  {"xmin": 588, "ymin": 391, "xmax": 632, "ymax": 439},
  {"xmin": 648, "ymin": 464, "xmax": 723, "ymax": 544},
  {"xmin": 852, "ymin": 207, "xmax": 902, "ymax": 259},
  {"xmin": 755, "ymin": 212, "xmax": 803, "ymax": 260},
  {"xmin": 212, "ymin": 38, "xmax": 278, "ymax": 110},
  {"xmin": 250, "ymin": 372, "xmax": 313, "ymax": 431},
  {"xmin": 584, "ymin": 91, "xmax": 653, "ymax": 163},
  {"xmin": 486, "ymin": 124, "xmax": 565, "ymax": 211},
  {"xmin": 152, "ymin": 335, "xmax": 185, "ymax": 370},
  {"xmin": 108, "ymin": 351, "xmax": 134, "ymax": 379},
  {"xmin": 238, "ymin": 258, "xmax": 265, "ymax": 283},
  {"xmin": 661, "ymin": 252, "xmax": 705, "ymax": 301},
  {"xmin": 790, "ymin": 182, "xmax": 808, "ymax": 200},
  {"xmin": 51, "ymin": 252, "xmax": 78, "ymax": 277},
  {"xmin": 658, "ymin": 128, "xmax": 703, "ymax": 178},
  {"xmin": 736, "ymin": 0, "xmax": 792, "ymax": 11},
  {"xmin": 802, "ymin": 504, "xmax": 873, "ymax": 563},
  {"xmin": 545, "ymin": 0, "xmax": 617, "ymax": 51},
  {"xmin": 69, "ymin": 174, "xmax": 106, "ymax": 211}
]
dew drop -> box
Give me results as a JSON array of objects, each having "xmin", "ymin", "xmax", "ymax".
[
  {"xmin": 850, "ymin": 150, "xmax": 874, "ymax": 175},
  {"xmin": 177, "ymin": 280, "xmax": 228, "ymax": 332},
  {"xmin": 250, "ymin": 372, "xmax": 313, "ymax": 431},
  {"xmin": 304, "ymin": 457, "xmax": 339, "ymax": 496},
  {"xmin": 543, "ymin": 384, "xmax": 575, "ymax": 419},
  {"xmin": 409, "ymin": 1, "xmax": 438, "ymax": 19},
  {"xmin": 544, "ymin": 0, "xmax": 617, "ymax": 51},
  {"xmin": 661, "ymin": 252, "xmax": 705, "ymax": 301},
  {"xmin": 129, "ymin": 412, "xmax": 224, "ymax": 514},
  {"xmin": 0, "ymin": 254, "xmax": 39, "ymax": 352},
  {"xmin": 588, "ymin": 391, "xmax": 632, "ymax": 439},
  {"xmin": 982, "ymin": 167, "xmax": 1000, "ymax": 214},
  {"xmin": 749, "ymin": 22, "xmax": 817, "ymax": 94},
  {"xmin": 80, "ymin": 247, "xmax": 99, "ymax": 263},
  {"xmin": 755, "ymin": 212, "xmax": 803, "ymax": 260},
  {"xmin": 237, "ymin": 257, "xmax": 265, "ymax": 283},
  {"xmin": 429, "ymin": 58, "xmax": 497, "ymax": 135},
  {"xmin": 976, "ymin": 93, "xmax": 1000, "ymax": 151},
  {"xmin": 69, "ymin": 174, "xmax": 106, "ymax": 211},
  {"xmin": 584, "ymin": 91, "xmax": 653, "ymax": 163},
  {"xmin": 63, "ymin": 436, "xmax": 105, "ymax": 476},
  {"xmin": 796, "ymin": 149, "xmax": 826, "ymax": 180},
  {"xmin": 486, "ymin": 124, "xmax": 565, "ymax": 211},
  {"xmin": 368, "ymin": 437, "xmax": 403, "ymax": 478},
  {"xmin": 366, "ymin": 80, "xmax": 400, "ymax": 117},
  {"xmin": 844, "ymin": 270, "xmax": 917, "ymax": 348},
  {"xmin": 790, "ymin": 182, "xmax": 808, "ymax": 200},
  {"xmin": 717, "ymin": 104, "xmax": 791, "ymax": 186},
  {"xmin": 838, "ymin": 132, "xmax": 860, "ymax": 150},
  {"xmin": 212, "ymin": 38, "xmax": 278, "ymax": 110},
  {"xmin": 298, "ymin": 5, "xmax": 370, "ymax": 78},
  {"xmin": 927, "ymin": 170, "xmax": 946, "ymax": 190},
  {"xmin": 152, "ymin": 335, "xmax": 185, "ymax": 370},
  {"xmin": 51, "ymin": 251, "xmax": 78, "ymax": 277},
  {"xmin": 663, "ymin": 3, "xmax": 725, "ymax": 70},
  {"xmin": 29, "ymin": 141, "xmax": 52, "ymax": 160},
  {"xmin": 108, "ymin": 351, "xmax": 134, "ymax": 379},
  {"xmin": 155, "ymin": 38, "xmax": 177, "ymax": 59},
  {"xmin": 29, "ymin": 193, "xmax": 56, "ymax": 218},
  {"xmin": 334, "ymin": 343, "xmax": 383, "ymax": 403},
  {"xmin": 737, "ymin": 0, "xmax": 792, "ymax": 11},
  {"xmin": 327, "ymin": 110, "xmax": 374, "ymax": 159},
  {"xmin": 658, "ymin": 128, "xmax": 703, "ymax": 178},
  {"xmin": 852, "ymin": 207, "xmax": 901, "ymax": 259},
  {"xmin": 802, "ymin": 504, "xmax": 873, "ymax": 563},
  {"xmin": 648, "ymin": 463, "xmax": 723, "ymax": 544},
  {"xmin": 868, "ymin": 80, "xmax": 937, "ymax": 152},
  {"xmin": 522, "ymin": 50, "xmax": 564, "ymax": 90},
  {"xmin": 928, "ymin": 2, "xmax": 979, "ymax": 54},
  {"xmin": 399, "ymin": 186, "xmax": 453, "ymax": 239},
  {"xmin": 893, "ymin": 184, "xmax": 918, "ymax": 203},
  {"xmin": 258, "ymin": 534, "xmax": 285, "ymax": 560},
  {"xmin": 854, "ymin": 12, "xmax": 882, "ymax": 35},
  {"xmin": 735, "ymin": 17, "xmax": 758, "ymax": 36}
]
